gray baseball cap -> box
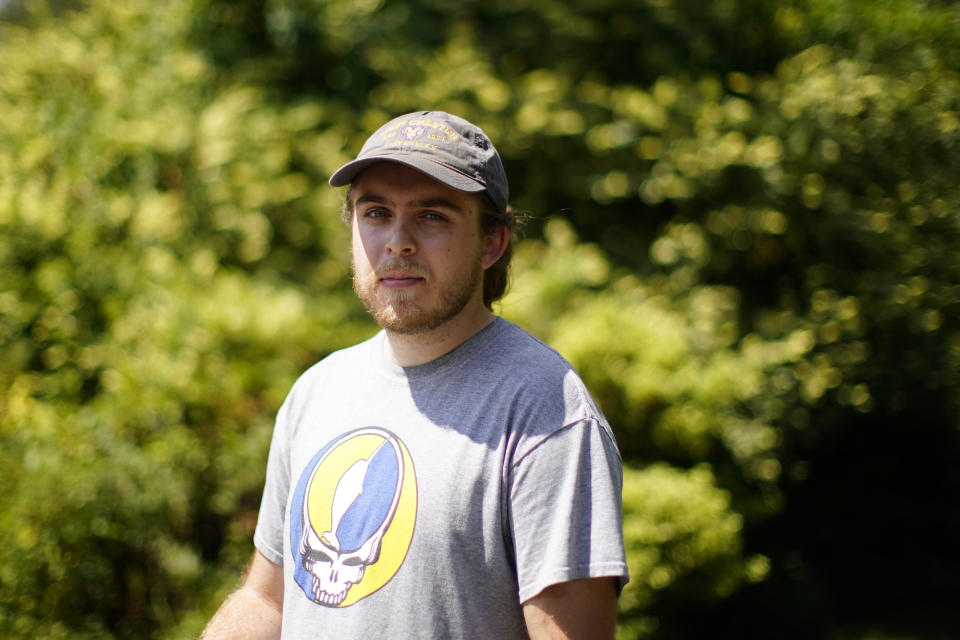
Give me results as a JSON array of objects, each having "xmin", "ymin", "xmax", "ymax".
[{"xmin": 329, "ymin": 111, "xmax": 509, "ymax": 214}]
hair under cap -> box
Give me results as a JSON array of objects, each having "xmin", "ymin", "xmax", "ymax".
[{"xmin": 329, "ymin": 111, "xmax": 509, "ymax": 214}]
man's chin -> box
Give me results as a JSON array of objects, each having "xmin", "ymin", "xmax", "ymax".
[
  {"xmin": 367, "ymin": 298, "xmax": 467, "ymax": 335},
  {"xmin": 355, "ymin": 267, "xmax": 481, "ymax": 335},
  {"xmin": 374, "ymin": 307, "xmax": 442, "ymax": 335}
]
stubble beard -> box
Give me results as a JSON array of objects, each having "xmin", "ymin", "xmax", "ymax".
[{"xmin": 352, "ymin": 253, "xmax": 483, "ymax": 335}]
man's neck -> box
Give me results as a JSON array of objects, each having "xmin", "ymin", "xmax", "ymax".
[{"xmin": 382, "ymin": 305, "xmax": 497, "ymax": 367}]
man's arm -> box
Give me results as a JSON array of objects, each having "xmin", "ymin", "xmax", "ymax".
[
  {"xmin": 522, "ymin": 577, "xmax": 619, "ymax": 640},
  {"xmin": 200, "ymin": 550, "xmax": 284, "ymax": 640}
]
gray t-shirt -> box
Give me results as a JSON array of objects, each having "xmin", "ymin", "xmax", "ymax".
[{"xmin": 254, "ymin": 318, "xmax": 628, "ymax": 639}]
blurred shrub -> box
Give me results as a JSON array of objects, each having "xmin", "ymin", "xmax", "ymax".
[
  {"xmin": 617, "ymin": 462, "xmax": 769, "ymax": 640},
  {"xmin": 0, "ymin": 0, "xmax": 372, "ymax": 636}
]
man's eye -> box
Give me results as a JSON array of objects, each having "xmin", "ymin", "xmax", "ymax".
[
  {"xmin": 364, "ymin": 208, "xmax": 389, "ymax": 218},
  {"xmin": 422, "ymin": 212, "xmax": 447, "ymax": 222}
]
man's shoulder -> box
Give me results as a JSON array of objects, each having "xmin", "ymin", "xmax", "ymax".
[
  {"xmin": 486, "ymin": 320, "xmax": 614, "ymax": 447},
  {"xmin": 288, "ymin": 332, "xmax": 381, "ymax": 390},
  {"xmin": 485, "ymin": 318, "xmax": 576, "ymax": 375},
  {"xmin": 485, "ymin": 319, "xmax": 600, "ymax": 408}
]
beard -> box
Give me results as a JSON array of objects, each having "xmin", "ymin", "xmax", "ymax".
[{"xmin": 353, "ymin": 252, "xmax": 483, "ymax": 335}]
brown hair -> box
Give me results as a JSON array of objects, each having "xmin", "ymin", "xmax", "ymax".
[{"xmin": 477, "ymin": 197, "xmax": 516, "ymax": 310}]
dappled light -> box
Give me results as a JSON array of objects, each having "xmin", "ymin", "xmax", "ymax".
[{"xmin": 2, "ymin": 0, "xmax": 959, "ymax": 637}]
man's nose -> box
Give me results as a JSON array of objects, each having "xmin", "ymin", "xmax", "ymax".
[{"xmin": 386, "ymin": 221, "xmax": 416, "ymax": 256}]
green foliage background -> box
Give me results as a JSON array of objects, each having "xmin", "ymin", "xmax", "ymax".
[{"xmin": 1, "ymin": 0, "xmax": 958, "ymax": 637}]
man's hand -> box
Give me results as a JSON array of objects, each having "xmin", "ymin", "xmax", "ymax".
[
  {"xmin": 200, "ymin": 551, "xmax": 284, "ymax": 640},
  {"xmin": 522, "ymin": 577, "xmax": 619, "ymax": 640}
]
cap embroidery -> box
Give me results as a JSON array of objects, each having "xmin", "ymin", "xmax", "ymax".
[{"xmin": 400, "ymin": 126, "xmax": 425, "ymax": 141}]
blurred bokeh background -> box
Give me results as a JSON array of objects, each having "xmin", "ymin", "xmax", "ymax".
[{"xmin": 1, "ymin": 0, "xmax": 958, "ymax": 637}]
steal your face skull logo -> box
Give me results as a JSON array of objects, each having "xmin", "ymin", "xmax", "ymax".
[{"xmin": 290, "ymin": 428, "xmax": 417, "ymax": 608}]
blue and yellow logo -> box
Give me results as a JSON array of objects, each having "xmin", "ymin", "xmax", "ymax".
[{"xmin": 289, "ymin": 428, "xmax": 417, "ymax": 607}]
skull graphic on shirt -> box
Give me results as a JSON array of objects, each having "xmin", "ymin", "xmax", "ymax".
[{"xmin": 298, "ymin": 435, "xmax": 405, "ymax": 606}]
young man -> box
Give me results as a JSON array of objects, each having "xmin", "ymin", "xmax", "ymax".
[{"xmin": 202, "ymin": 111, "xmax": 628, "ymax": 639}]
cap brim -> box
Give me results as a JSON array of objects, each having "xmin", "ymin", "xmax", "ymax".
[{"xmin": 329, "ymin": 155, "xmax": 486, "ymax": 194}]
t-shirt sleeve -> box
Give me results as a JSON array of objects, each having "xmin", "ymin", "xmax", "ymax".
[
  {"xmin": 508, "ymin": 419, "xmax": 630, "ymax": 603},
  {"xmin": 253, "ymin": 396, "xmax": 293, "ymax": 567}
]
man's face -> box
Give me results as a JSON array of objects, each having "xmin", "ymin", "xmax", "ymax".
[{"xmin": 349, "ymin": 162, "xmax": 494, "ymax": 334}]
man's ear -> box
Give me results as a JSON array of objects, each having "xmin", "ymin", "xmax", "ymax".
[{"xmin": 481, "ymin": 226, "xmax": 510, "ymax": 270}]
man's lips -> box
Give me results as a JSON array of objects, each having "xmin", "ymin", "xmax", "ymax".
[{"xmin": 378, "ymin": 274, "xmax": 425, "ymax": 288}]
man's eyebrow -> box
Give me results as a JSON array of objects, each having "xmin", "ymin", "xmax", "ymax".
[
  {"xmin": 415, "ymin": 197, "xmax": 464, "ymax": 213},
  {"xmin": 354, "ymin": 193, "xmax": 390, "ymax": 207},
  {"xmin": 354, "ymin": 193, "xmax": 465, "ymax": 213}
]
